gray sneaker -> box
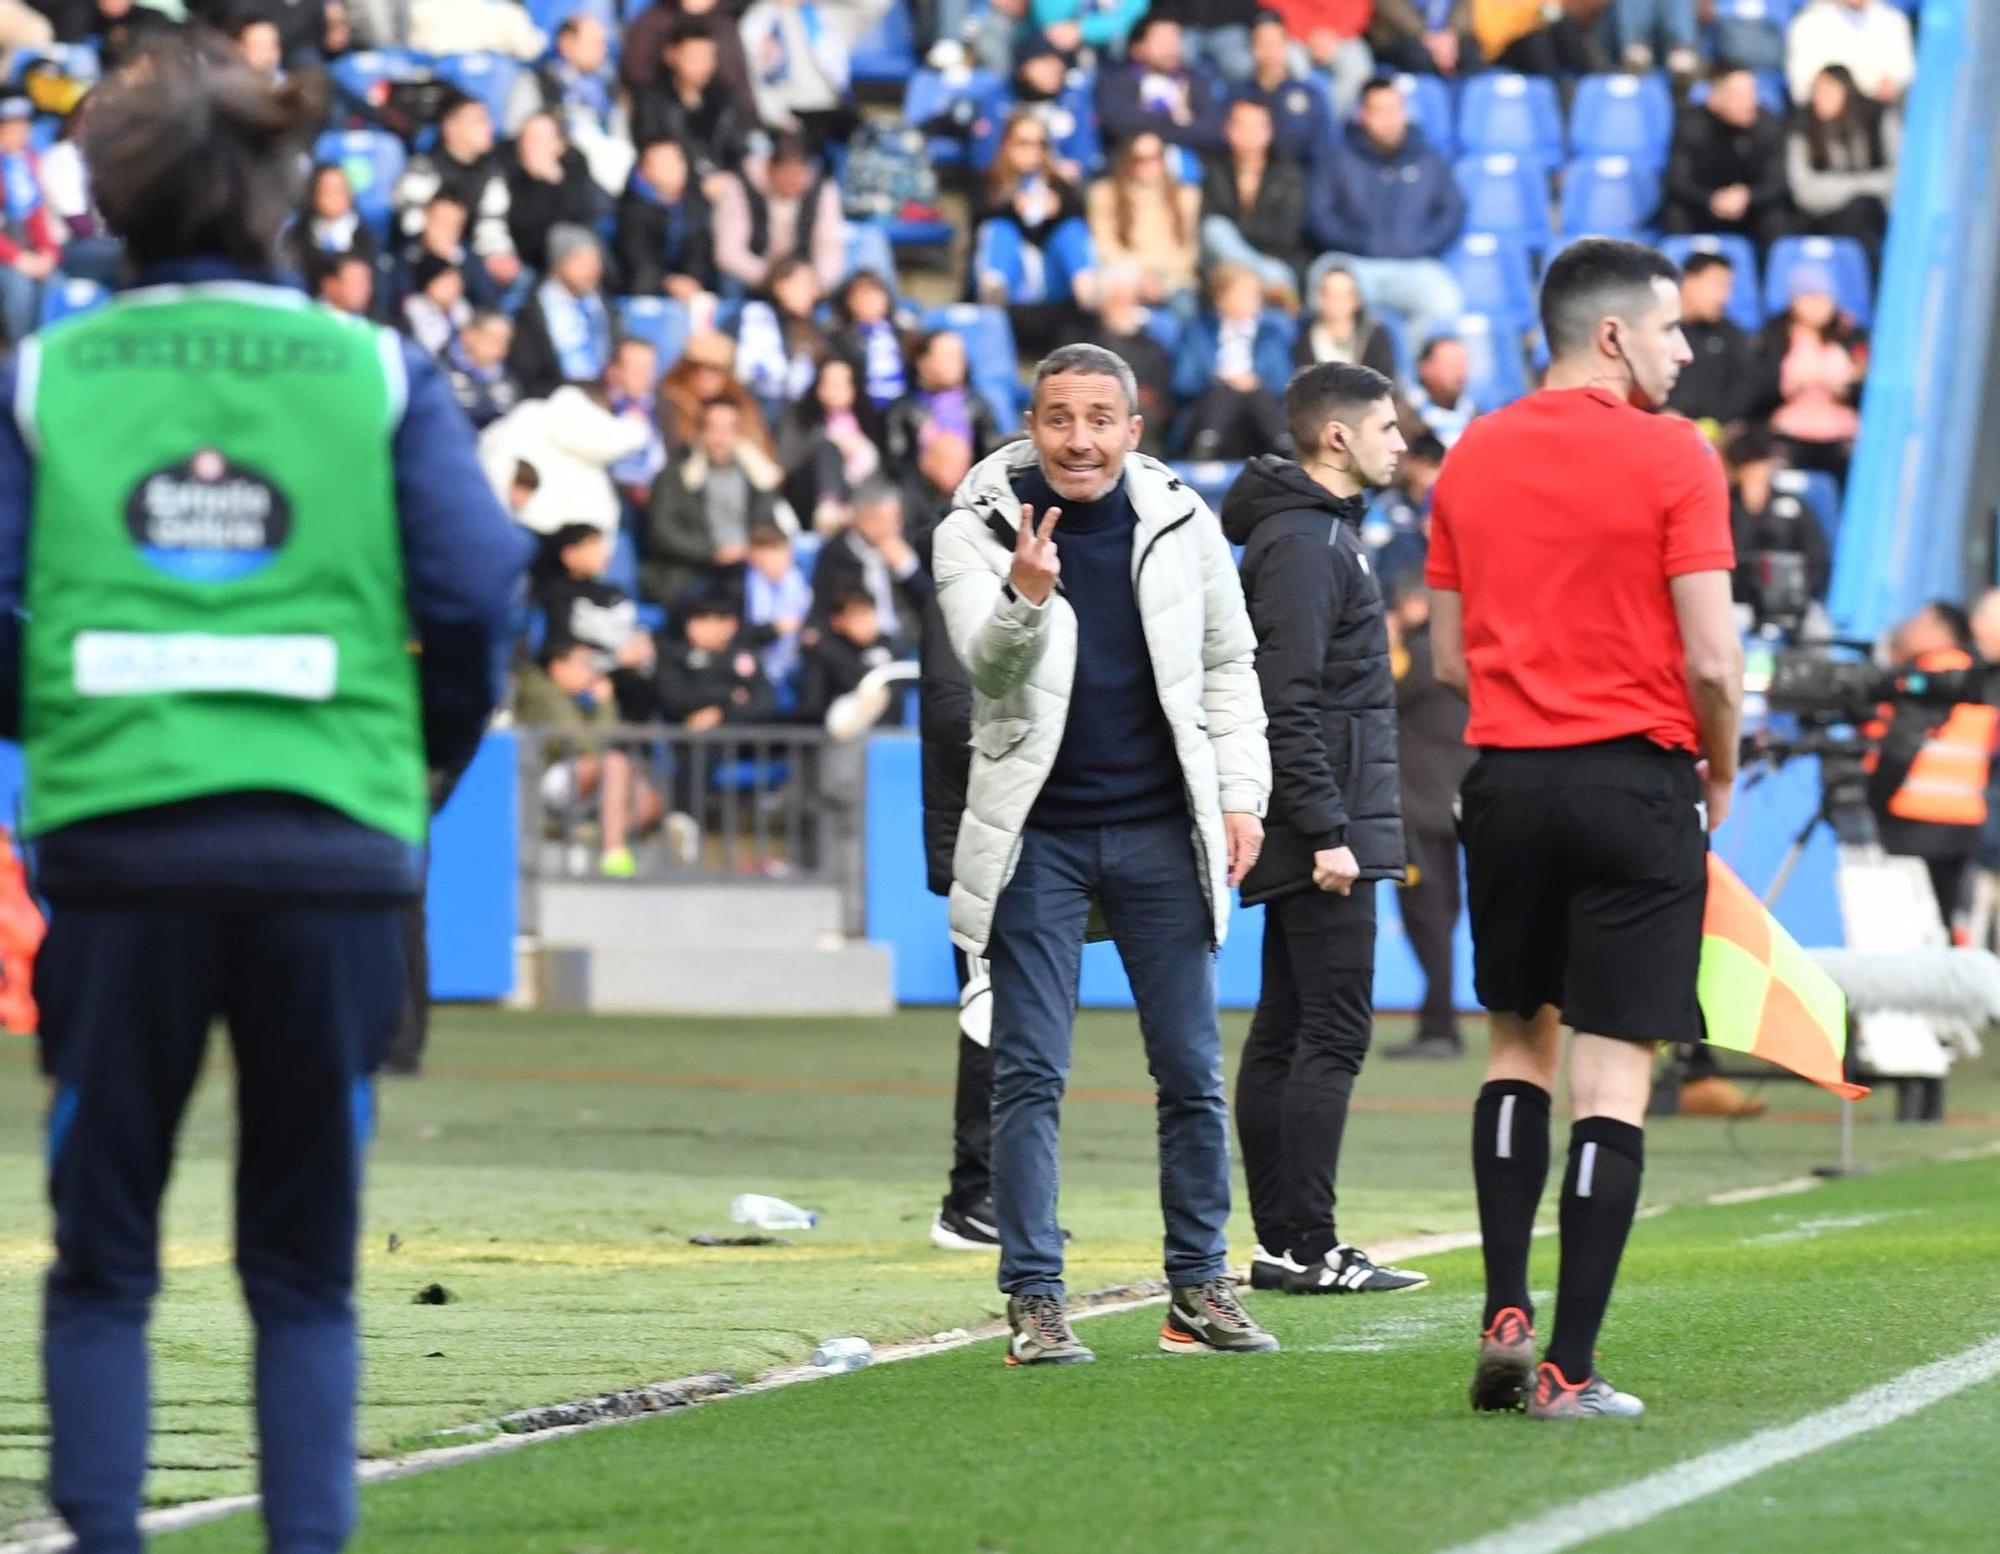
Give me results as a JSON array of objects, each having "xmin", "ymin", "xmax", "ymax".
[
  {"xmin": 1160, "ymin": 1278, "xmax": 1281, "ymax": 1355},
  {"xmin": 1005, "ymin": 1293, "xmax": 1095, "ymax": 1367},
  {"xmin": 1526, "ymin": 1362, "xmax": 1646, "ymax": 1419}
]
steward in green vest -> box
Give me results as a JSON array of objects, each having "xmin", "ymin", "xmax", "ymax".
[{"xmin": 6, "ymin": 40, "xmax": 532, "ymax": 1554}]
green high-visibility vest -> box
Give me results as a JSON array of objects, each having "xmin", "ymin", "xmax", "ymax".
[{"xmin": 17, "ymin": 282, "xmax": 428, "ymax": 843}]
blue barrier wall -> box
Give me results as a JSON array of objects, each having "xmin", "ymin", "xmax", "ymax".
[
  {"xmin": 1832, "ymin": 0, "xmax": 1996, "ymax": 637},
  {"xmin": 865, "ymin": 734, "xmax": 1842, "ymax": 1007},
  {"xmin": 0, "ymin": 732, "xmax": 517, "ymax": 1003}
]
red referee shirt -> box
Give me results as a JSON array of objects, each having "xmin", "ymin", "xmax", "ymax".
[{"xmin": 1425, "ymin": 386, "xmax": 1735, "ymax": 753}]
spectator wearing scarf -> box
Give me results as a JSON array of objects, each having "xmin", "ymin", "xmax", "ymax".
[{"xmin": 509, "ymin": 223, "xmax": 614, "ymax": 398}]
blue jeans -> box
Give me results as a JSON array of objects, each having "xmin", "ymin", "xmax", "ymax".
[
  {"xmin": 988, "ymin": 816, "xmax": 1232, "ymax": 1298},
  {"xmin": 1201, "ymin": 214, "xmax": 1297, "ymax": 295},
  {"xmin": 1306, "ymin": 253, "xmax": 1464, "ymax": 353},
  {"xmin": 0, "ymin": 263, "xmax": 44, "ymax": 345},
  {"xmin": 1607, "ymin": 0, "xmax": 1697, "ymax": 53},
  {"xmin": 1183, "ymin": 25, "xmax": 1253, "ymax": 82},
  {"xmin": 972, "ymin": 215, "xmax": 1097, "ymax": 306}
]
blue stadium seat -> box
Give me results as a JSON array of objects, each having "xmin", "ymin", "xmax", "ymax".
[
  {"xmin": 1557, "ymin": 156, "xmax": 1660, "ymax": 240},
  {"xmin": 312, "ymin": 129, "xmax": 408, "ymax": 240},
  {"xmin": 621, "ymin": 0, "xmax": 652, "ymax": 21},
  {"xmin": 1660, "ymin": 233, "xmax": 1764, "ymax": 330},
  {"xmin": 1456, "ymin": 73, "xmax": 1564, "ymax": 170},
  {"xmin": 843, "ymin": 222, "xmax": 898, "ymax": 289},
  {"xmin": 6, "ymin": 43, "xmax": 99, "ymax": 89},
  {"xmin": 327, "ymin": 48, "xmax": 431, "ymax": 118},
  {"xmin": 851, "ymin": 0, "xmax": 917, "ymax": 85},
  {"xmin": 635, "ymin": 602, "xmax": 667, "ymax": 632},
  {"xmin": 606, "ymin": 526, "xmax": 640, "ymax": 597},
  {"xmin": 922, "ymin": 303, "xmax": 1021, "ymax": 425},
  {"xmin": 793, "ymin": 532, "xmax": 823, "ymax": 584},
  {"xmin": 39, "ymin": 276, "xmax": 107, "ymax": 328},
  {"xmin": 884, "ymin": 217, "xmax": 957, "ymax": 250},
  {"xmin": 1775, "ymin": 467, "xmax": 1841, "ymax": 544},
  {"xmin": 525, "ymin": 0, "xmax": 616, "ymax": 37},
  {"xmin": 432, "ymin": 52, "xmax": 524, "ymax": 129},
  {"xmin": 615, "ymin": 296, "xmax": 691, "ymax": 376},
  {"xmin": 1446, "ymin": 232, "xmax": 1537, "ymax": 331},
  {"xmin": 1689, "ymin": 70, "xmax": 1788, "ymax": 116},
  {"xmin": 1143, "ymin": 306, "xmax": 1184, "ymax": 361},
  {"xmin": 1168, "ymin": 461, "xmax": 1244, "ymax": 512},
  {"xmin": 1454, "ymin": 154, "xmax": 1553, "ymax": 253},
  {"xmin": 1764, "ymin": 234, "xmax": 1873, "ymax": 326},
  {"xmin": 1458, "ymin": 311, "xmax": 1529, "ymax": 408},
  {"xmin": 1567, "ymin": 73, "xmax": 1673, "ymax": 168},
  {"xmin": 1388, "ymin": 72, "xmax": 1455, "ymax": 158},
  {"xmin": 903, "ymin": 66, "xmax": 1007, "ymax": 169}
]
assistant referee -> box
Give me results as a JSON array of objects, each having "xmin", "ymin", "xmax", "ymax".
[{"xmin": 1425, "ymin": 239, "xmax": 1744, "ymax": 1420}]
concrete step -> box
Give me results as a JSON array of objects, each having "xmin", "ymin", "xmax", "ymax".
[
  {"xmin": 534, "ymin": 880, "xmax": 845, "ymax": 948},
  {"xmin": 541, "ymin": 941, "xmax": 895, "ymax": 1016}
]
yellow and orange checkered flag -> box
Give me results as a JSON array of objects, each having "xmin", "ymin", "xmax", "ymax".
[{"xmin": 1698, "ymin": 854, "xmax": 1866, "ymax": 1099}]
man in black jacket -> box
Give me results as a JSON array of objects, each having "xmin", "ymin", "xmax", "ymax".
[
  {"xmin": 1223, "ymin": 362, "xmax": 1427, "ymax": 1297},
  {"xmin": 1661, "ymin": 63, "xmax": 1793, "ymax": 256}
]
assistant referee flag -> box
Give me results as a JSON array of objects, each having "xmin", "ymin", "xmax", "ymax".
[{"xmin": 1699, "ymin": 855, "xmax": 1866, "ymax": 1099}]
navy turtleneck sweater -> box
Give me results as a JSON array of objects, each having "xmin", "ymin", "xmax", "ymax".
[{"xmin": 1011, "ymin": 465, "xmax": 1185, "ymax": 829}]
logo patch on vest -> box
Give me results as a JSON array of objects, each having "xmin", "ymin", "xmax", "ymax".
[{"xmin": 124, "ymin": 450, "xmax": 293, "ymax": 582}]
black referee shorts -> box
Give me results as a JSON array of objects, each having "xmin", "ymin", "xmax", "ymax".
[{"xmin": 1457, "ymin": 737, "xmax": 1708, "ymax": 1043}]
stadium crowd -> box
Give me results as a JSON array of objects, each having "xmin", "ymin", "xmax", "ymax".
[{"xmin": 0, "ymin": 0, "xmax": 1915, "ymax": 871}]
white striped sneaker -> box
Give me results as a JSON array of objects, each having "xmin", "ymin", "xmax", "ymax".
[{"xmin": 1283, "ymin": 1243, "xmax": 1430, "ymax": 1295}]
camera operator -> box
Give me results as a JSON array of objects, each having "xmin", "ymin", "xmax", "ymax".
[
  {"xmin": 1863, "ymin": 601, "xmax": 1998, "ymax": 934},
  {"xmin": 1427, "ymin": 238, "xmax": 1741, "ymax": 1420}
]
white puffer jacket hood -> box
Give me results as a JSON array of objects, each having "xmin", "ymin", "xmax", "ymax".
[{"xmin": 930, "ymin": 440, "xmax": 1271, "ymax": 955}]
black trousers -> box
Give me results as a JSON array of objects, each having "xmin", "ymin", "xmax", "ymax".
[
  {"xmin": 1401, "ymin": 825, "xmax": 1463, "ymax": 1044},
  {"xmin": 946, "ymin": 946, "xmax": 994, "ymax": 1210},
  {"xmin": 386, "ymin": 890, "xmax": 430, "ymax": 1073},
  {"xmin": 1236, "ymin": 883, "xmax": 1378, "ymax": 1256}
]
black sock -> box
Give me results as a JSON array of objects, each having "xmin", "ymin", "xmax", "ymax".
[
  {"xmin": 1546, "ymin": 1117, "xmax": 1646, "ymax": 1383},
  {"xmin": 1471, "ymin": 1080, "xmax": 1552, "ymax": 1328}
]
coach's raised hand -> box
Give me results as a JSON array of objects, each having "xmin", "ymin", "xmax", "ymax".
[{"xmin": 1011, "ymin": 503, "xmax": 1062, "ymax": 604}]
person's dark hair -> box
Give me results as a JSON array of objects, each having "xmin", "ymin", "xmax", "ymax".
[
  {"xmin": 1801, "ymin": 63, "xmax": 1884, "ymax": 172},
  {"xmin": 1926, "ymin": 600, "xmax": 1973, "ymax": 652},
  {"xmin": 1539, "ymin": 237, "xmax": 1681, "ymax": 362},
  {"xmin": 556, "ymin": 13, "xmax": 592, "ymax": 45},
  {"xmin": 537, "ymin": 521, "xmax": 602, "ymax": 578},
  {"xmin": 1284, "ymin": 361, "xmax": 1393, "ymax": 460},
  {"xmin": 1405, "ymin": 431, "xmax": 1446, "ymax": 464},
  {"xmin": 1128, "ymin": 12, "xmax": 1176, "ymax": 48},
  {"xmin": 1724, "ymin": 426, "xmax": 1776, "ymax": 467},
  {"xmin": 83, "ymin": 34, "xmax": 327, "ymax": 268},
  {"xmin": 1709, "ymin": 57, "xmax": 1752, "ymax": 86},
  {"xmin": 1683, "ymin": 250, "xmax": 1734, "ymax": 280},
  {"xmin": 1417, "ymin": 334, "xmax": 1461, "ymax": 366},
  {"xmin": 684, "ymin": 590, "xmax": 740, "ymax": 621},
  {"xmin": 699, "ymin": 395, "xmax": 741, "ymax": 422},
  {"xmin": 511, "ymin": 460, "xmax": 541, "ymax": 493},
  {"xmin": 226, "ymin": 12, "xmax": 277, "ymax": 43},
  {"xmin": 436, "ymin": 87, "xmax": 482, "ymax": 125},
  {"xmin": 667, "ymin": 17, "xmax": 714, "ymax": 47},
  {"xmin": 770, "ymin": 131, "xmax": 813, "ymax": 168},
  {"xmin": 1358, "ymin": 77, "xmax": 1400, "ymax": 106},
  {"xmin": 1227, "ymin": 91, "xmax": 1271, "ymax": 117},
  {"xmin": 426, "ymin": 190, "xmax": 470, "ymax": 218},
  {"xmin": 1032, "ymin": 342, "xmax": 1139, "ymax": 416},
  {"xmin": 829, "ymin": 588, "xmax": 877, "ymax": 618},
  {"xmin": 833, "ymin": 267, "xmax": 891, "ymax": 324},
  {"xmin": 748, "ymin": 522, "xmax": 790, "ymax": 549}
]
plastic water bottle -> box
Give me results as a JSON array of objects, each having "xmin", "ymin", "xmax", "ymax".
[
  {"xmin": 811, "ymin": 1337, "xmax": 872, "ymax": 1374},
  {"xmin": 730, "ymin": 1193, "xmax": 818, "ymax": 1231}
]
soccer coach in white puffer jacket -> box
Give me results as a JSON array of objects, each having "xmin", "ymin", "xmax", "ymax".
[{"xmin": 931, "ymin": 343, "xmax": 1278, "ymax": 1367}]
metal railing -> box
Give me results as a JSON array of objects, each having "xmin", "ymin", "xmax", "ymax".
[{"xmin": 514, "ymin": 723, "xmax": 862, "ymax": 894}]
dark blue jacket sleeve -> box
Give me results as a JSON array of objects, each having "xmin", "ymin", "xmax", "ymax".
[
  {"xmin": 391, "ymin": 337, "xmax": 536, "ymax": 789},
  {"xmin": 0, "ymin": 357, "xmax": 28, "ymax": 743}
]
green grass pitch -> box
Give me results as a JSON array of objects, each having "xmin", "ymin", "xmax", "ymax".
[{"xmin": 2, "ymin": 1008, "xmax": 1997, "ymax": 1550}]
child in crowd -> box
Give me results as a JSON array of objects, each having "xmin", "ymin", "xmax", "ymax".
[
  {"xmin": 402, "ymin": 253, "xmax": 471, "ymax": 358},
  {"xmin": 740, "ymin": 523, "xmax": 813, "ymax": 691},
  {"xmin": 445, "ymin": 310, "xmax": 523, "ymax": 430},
  {"xmin": 656, "ymin": 590, "xmax": 777, "ymax": 732},
  {"xmin": 800, "ymin": 588, "xmax": 900, "ymax": 726},
  {"xmin": 829, "ymin": 269, "xmax": 908, "ymax": 411},
  {"xmin": 518, "ymin": 524, "xmax": 662, "ymax": 877}
]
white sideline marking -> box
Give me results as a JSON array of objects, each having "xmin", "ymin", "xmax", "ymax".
[
  {"xmin": 1437, "ymin": 1335, "xmax": 2000, "ymax": 1554},
  {"xmin": 1743, "ymin": 1210, "xmax": 1915, "ymax": 1247},
  {"xmin": 0, "ymin": 1171, "xmax": 1843, "ymax": 1553}
]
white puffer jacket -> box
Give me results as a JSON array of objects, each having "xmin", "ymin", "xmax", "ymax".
[{"xmin": 931, "ymin": 442, "xmax": 1271, "ymax": 956}]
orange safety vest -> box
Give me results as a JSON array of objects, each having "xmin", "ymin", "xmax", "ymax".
[{"xmin": 1875, "ymin": 649, "xmax": 1998, "ymax": 827}]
